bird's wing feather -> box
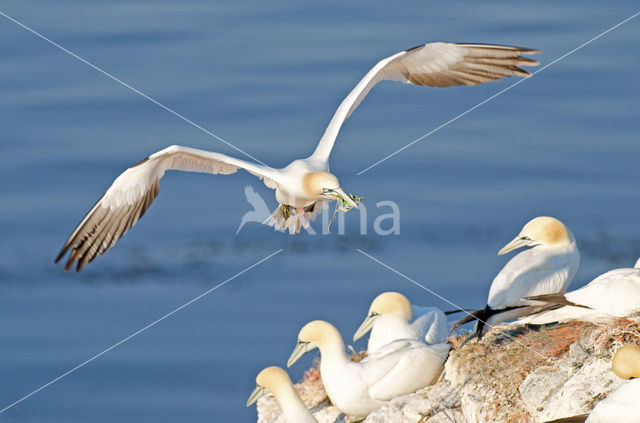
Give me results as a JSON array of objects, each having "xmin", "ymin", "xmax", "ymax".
[
  {"xmin": 488, "ymin": 253, "xmax": 571, "ymax": 310},
  {"xmin": 311, "ymin": 42, "xmax": 540, "ymax": 161},
  {"xmin": 412, "ymin": 306, "xmax": 449, "ymax": 345},
  {"xmin": 523, "ymin": 293, "xmax": 590, "ymax": 308},
  {"xmin": 56, "ymin": 145, "xmax": 277, "ymax": 271},
  {"xmin": 522, "ymin": 268, "xmax": 640, "ymax": 324},
  {"xmin": 367, "ymin": 342, "xmax": 449, "ymax": 401}
]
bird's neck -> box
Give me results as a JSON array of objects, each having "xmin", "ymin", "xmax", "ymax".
[
  {"xmin": 373, "ymin": 314, "xmax": 409, "ymax": 334},
  {"xmin": 318, "ymin": 335, "xmax": 349, "ymax": 367},
  {"xmin": 276, "ymin": 384, "xmax": 314, "ymax": 422}
]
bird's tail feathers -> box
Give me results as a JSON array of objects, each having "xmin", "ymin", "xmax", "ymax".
[
  {"xmin": 451, "ymin": 305, "xmax": 527, "ymax": 341},
  {"xmin": 265, "ymin": 201, "xmax": 328, "ymax": 235},
  {"xmin": 450, "ymin": 308, "xmax": 487, "ymax": 331}
]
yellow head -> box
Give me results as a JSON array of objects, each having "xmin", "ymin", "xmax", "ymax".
[
  {"xmin": 499, "ymin": 216, "xmax": 572, "ymax": 255},
  {"xmin": 612, "ymin": 344, "xmax": 640, "ymax": 379},
  {"xmin": 353, "ymin": 292, "xmax": 412, "ymax": 342},
  {"xmin": 287, "ymin": 320, "xmax": 341, "ymax": 367},
  {"xmin": 370, "ymin": 292, "xmax": 413, "ymax": 319},
  {"xmin": 247, "ymin": 366, "xmax": 293, "ymax": 407},
  {"xmin": 301, "ymin": 172, "xmax": 357, "ymax": 208}
]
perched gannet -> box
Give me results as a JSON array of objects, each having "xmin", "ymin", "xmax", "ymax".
[
  {"xmin": 287, "ymin": 320, "xmax": 449, "ymax": 418},
  {"xmin": 520, "ymin": 258, "xmax": 640, "ymax": 325},
  {"xmin": 55, "ymin": 43, "xmax": 539, "ymax": 271},
  {"xmin": 353, "ymin": 292, "xmax": 449, "ymax": 353},
  {"xmin": 247, "ymin": 366, "xmax": 317, "ymax": 423},
  {"xmin": 452, "ymin": 216, "xmax": 580, "ymax": 339},
  {"xmin": 544, "ymin": 344, "xmax": 640, "ymax": 423}
]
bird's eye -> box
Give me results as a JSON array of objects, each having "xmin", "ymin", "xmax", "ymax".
[
  {"xmin": 521, "ymin": 236, "xmax": 531, "ymax": 241},
  {"xmin": 322, "ymin": 188, "xmax": 329, "ymax": 193}
]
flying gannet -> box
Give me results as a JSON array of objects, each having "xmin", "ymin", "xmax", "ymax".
[
  {"xmin": 544, "ymin": 344, "xmax": 640, "ymax": 423},
  {"xmin": 287, "ymin": 320, "xmax": 449, "ymax": 418},
  {"xmin": 519, "ymin": 258, "xmax": 640, "ymax": 325},
  {"xmin": 353, "ymin": 291, "xmax": 449, "ymax": 353},
  {"xmin": 247, "ymin": 366, "xmax": 317, "ymax": 423},
  {"xmin": 55, "ymin": 42, "xmax": 539, "ymax": 271},
  {"xmin": 452, "ymin": 216, "xmax": 580, "ymax": 339}
]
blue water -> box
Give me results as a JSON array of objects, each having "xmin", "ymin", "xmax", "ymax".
[{"xmin": 1, "ymin": 1, "xmax": 639, "ymax": 421}]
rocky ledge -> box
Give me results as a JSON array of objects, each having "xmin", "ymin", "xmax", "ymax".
[{"xmin": 256, "ymin": 318, "xmax": 640, "ymax": 423}]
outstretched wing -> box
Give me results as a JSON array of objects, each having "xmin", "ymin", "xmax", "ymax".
[
  {"xmin": 311, "ymin": 42, "xmax": 540, "ymax": 161},
  {"xmin": 56, "ymin": 145, "xmax": 278, "ymax": 271}
]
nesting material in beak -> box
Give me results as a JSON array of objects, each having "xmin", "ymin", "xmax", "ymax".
[{"xmin": 332, "ymin": 187, "xmax": 359, "ymax": 209}]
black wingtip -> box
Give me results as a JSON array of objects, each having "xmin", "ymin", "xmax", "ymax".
[
  {"xmin": 405, "ymin": 44, "xmax": 425, "ymax": 52},
  {"xmin": 444, "ymin": 308, "xmax": 475, "ymax": 315},
  {"xmin": 524, "ymin": 293, "xmax": 592, "ymax": 309},
  {"xmin": 543, "ymin": 414, "xmax": 589, "ymax": 423},
  {"xmin": 451, "ymin": 305, "xmax": 524, "ymax": 340},
  {"xmin": 54, "ymin": 246, "xmax": 67, "ymax": 264},
  {"xmin": 451, "ymin": 307, "xmax": 487, "ymax": 330}
]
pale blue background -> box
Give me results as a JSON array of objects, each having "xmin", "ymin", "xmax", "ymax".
[{"xmin": 1, "ymin": 1, "xmax": 639, "ymax": 421}]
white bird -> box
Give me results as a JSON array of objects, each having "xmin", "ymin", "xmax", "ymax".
[
  {"xmin": 55, "ymin": 42, "xmax": 539, "ymax": 271},
  {"xmin": 452, "ymin": 216, "xmax": 580, "ymax": 339},
  {"xmin": 287, "ymin": 320, "xmax": 449, "ymax": 418},
  {"xmin": 353, "ymin": 291, "xmax": 449, "ymax": 353},
  {"xmin": 519, "ymin": 258, "xmax": 640, "ymax": 325},
  {"xmin": 544, "ymin": 344, "xmax": 640, "ymax": 423},
  {"xmin": 247, "ymin": 366, "xmax": 317, "ymax": 423}
]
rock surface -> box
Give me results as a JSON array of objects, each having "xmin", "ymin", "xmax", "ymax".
[{"xmin": 256, "ymin": 318, "xmax": 640, "ymax": 423}]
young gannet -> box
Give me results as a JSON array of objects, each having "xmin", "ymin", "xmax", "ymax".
[
  {"xmin": 452, "ymin": 216, "xmax": 580, "ymax": 339},
  {"xmin": 519, "ymin": 258, "xmax": 640, "ymax": 325},
  {"xmin": 247, "ymin": 366, "xmax": 317, "ymax": 423},
  {"xmin": 55, "ymin": 42, "xmax": 539, "ymax": 271},
  {"xmin": 353, "ymin": 292, "xmax": 449, "ymax": 353},
  {"xmin": 287, "ymin": 320, "xmax": 449, "ymax": 418},
  {"xmin": 544, "ymin": 344, "xmax": 640, "ymax": 423}
]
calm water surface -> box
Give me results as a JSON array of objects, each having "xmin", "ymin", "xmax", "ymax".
[{"xmin": 1, "ymin": 1, "xmax": 639, "ymax": 421}]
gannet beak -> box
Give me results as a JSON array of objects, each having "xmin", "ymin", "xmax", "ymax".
[
  {"xmin": 498, "ymin": 236, "xmax": 532, "ymax": 256},
  {"xmin": 287, "ymin": 340, "xmax": 310, "ymax": 367},
  {"xmin": 353, "ymin": 313, "xmax": 379, "ymax": 342},
  {"xmin": 333, "ymin": 187, "xmax": 358, "ymax": 209},
  {"xmin": 246, "ymin": 385, "xmax": 266, "ymax": 407}
]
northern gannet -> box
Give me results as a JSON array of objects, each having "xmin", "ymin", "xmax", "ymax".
[
  {"xmin": 544, "ymin": 344, "xmax": 640, "ymax": 423},
  {"xmin": 247, "ymin": 366, "xmax": 317, "ymax": 423},
  {"xmin": 353, "ymin": 292, "xmax": 449, "ymax": 353},
  {"xmin": 55, "ymin": 42, "xmax": 539, "ymax": 270},
  {"xmin": 519, "ymin": 258, "xmax": 640, "ymax": 325},
  {"xmin": 452, "ymin": 216, "xmax": 580, "ymax": 339},
  {"xmin": 287, "ymin": 320, "xmax": 449, "ymax": 418}
]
